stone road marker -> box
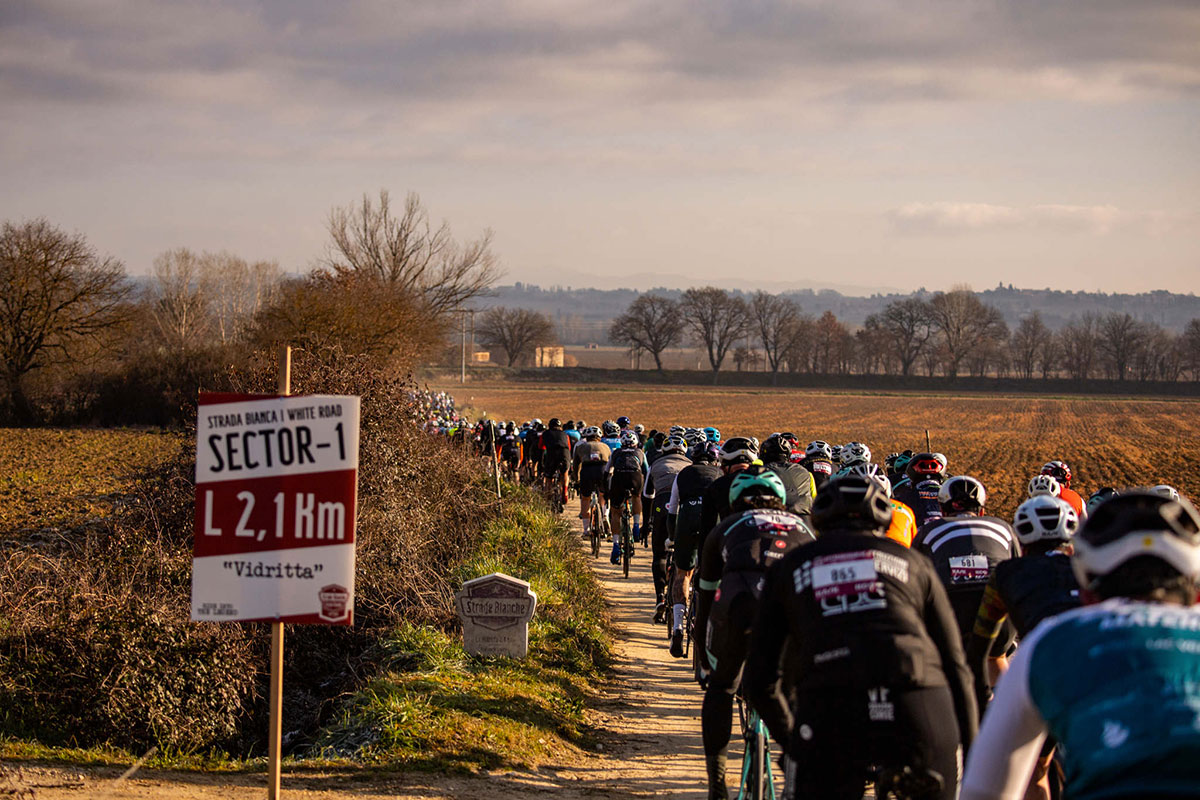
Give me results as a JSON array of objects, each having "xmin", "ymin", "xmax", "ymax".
[{"xmin": 456, "ymin": 572, "xmax": 537, "ymax": 658}]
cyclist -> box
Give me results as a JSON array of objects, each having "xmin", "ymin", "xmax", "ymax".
[
  {"xmin": 800, "ymin": 440, "xmax": 835, "ymax": 489},
  {"xmin": 645, "ymin": 434, "xmax": 692, "ymax": 620},
  {"xmin": 645, "ymin": 430, "xmax": 665, "ymax": 465},
  {"xmin": 634, "ymin": 423, "xmax": 647, "ymax": 447},
  {"xmin": 694, "ymin": 467, "xmax": 816, "ymax": 800},
  {"xmin": 745, "ymin": 476, "xmax": 977, "ymax": 800},
  {"xmin": 1040, "ymin": 460, "xmax": 1085, "ymax": 518},
  {"xmin": 617, "ymin": 415, "xmax": 633, "ymax": 433},
  {"xmin": 913, "ymin": 476, "xmax": 1019, "ymax": 651},
  {"xmin": 893, "ymin": 452, "xmax": 949, "ymax": 528},
  {"xmin": 605, "ymin": 430, "xmax": 649, "ymax": 564},
  {"xmin": 541, "ymin": 418, "xmax": 573, "ymax": 508},
  {"xmin": 964, "ymin": 494, "xmax": 1080, "ymax": 800},
  {"xmin": 850, "ymin": 463, "xmax": 918, "ymax": 547},
  {"xmin": 698, "ymin": 437, "xmax": 761, "ymax": 537},
  {"xmin": 572, "ymin": 426, "xmax": 611, "ymax": 536},
  {"xmin": 600, "ymin": 419, "xmax": 622, "ymax": 453},
  {"xmin": 885, "ymin": 450, "xmax": 915, "ymax": 486},
  {"xmin": 563, "ymin": 420, "xmax": 581, "ymax": 446},
  {"xmin": 834, "ymin": 441, "xmax": 872, "ymax": 476},
  {"xmin": 667, "ymin": 441, "xmax": 722, "ymax": 656},
  {"xmin": 1086, "ymin": 486, "xmax": 1119, "ymax": 515},
  {"xmin": 500, "ymin": 423, "xmax": 522, "ymax": 478},
  {"xmin": 1026, "ymin": 474, "xmax": 1061, "ymax": 498},
  {"xmin": 961, "ymin": 491, "xmax": 1200, "ymax": 800},
  {"xmin": 761, "ymin": 434, "xmax": 816, "ymax": 518}
]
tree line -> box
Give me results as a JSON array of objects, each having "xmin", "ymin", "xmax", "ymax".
[
  {"xmin": 0, "ymin": 190, "xmax": 499, "ymax": 424},
  {"xmin": 607, "ymin": 287, "xmax": 1200, "ymax": 383}
]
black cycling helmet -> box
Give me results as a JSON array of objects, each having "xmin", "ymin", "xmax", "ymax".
[
  {"xmin": 689, "ymin": 441, "xmax": 719, "ymax": 464},
  {"xmin": 719, "ymin": 436, "xmax": 759, "ymax": 465},
  {"xmin": 564, "ymin": 420, "xmax": 576, "ymax": 430},
  {"xmin": 760, "ymin": 434, "xmax": 793, "ymax": 463},
  {"xmin": 938, "ymin": 475, "xmax": 987, "ymax": 514},
  {"xmin": 548, "ymin": 417, "xmax": 561, "ymax": 429},
  {"xmin": 617, "ymin": 415, "xmax": 632, "ymax": 428},
  {"xmin": 1072, "ymin": 491, "xmax": 1200, "ymax": 593},
  {"xmin": 1086, "ymin": 487, "xmax": 1120, "ymax": 516},
  {"xmin": 811, "ymin": 476, "xmax": 894, "ymax": 534}
]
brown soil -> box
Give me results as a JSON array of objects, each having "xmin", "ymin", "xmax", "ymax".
[{"xmin": 2, "ymin": 497, "xmax": 722, "ymax": 799}]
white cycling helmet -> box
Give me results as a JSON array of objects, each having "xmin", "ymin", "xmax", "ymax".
[
  {"xmin": 848, "ymin": 463, "xmax": 892, "ymax": 498},
  {"xmin": 1028, "ymin": 474, "xmax": 1061, "ymax": 498},
  {"xmin": 806, "ymin": 440, "xmax": 832, "ymax": 460},
  {"xmin": 719, "ymin": 436, "xmax": 759, "ymax": 465},
  {"xmin": 582, "ymin": 425, "xmax": 601, "ymax": 439},
  {"xmin": 1152, "ymin": 485, "xmax": 1181, "ymax": 502},
  {"xmin": 1072, "ymin": 491, "xmax": 1200, "ymax": 590},
  {"xmin": 1013, "ymin": 495, "xmax": 1078, "ymax": 546},
  {"xmin": 619, "ymin": 430, "xmax": 639, "ymax": 449},
  {"xmin": 840, "ymin": 442, "xmax": 871, "ymax": 466},
  {"xmin": 939, "ymin": 475, "xmax": 987, "ymax": 512},
  {"xmin": 662, "ymin": 434, "xmax": 687, "ymax": 454}
]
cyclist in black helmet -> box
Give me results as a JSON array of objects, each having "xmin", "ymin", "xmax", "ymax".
[{"xmin": 746, "ymin": 476, "xmax": 976, "ymax": 800}]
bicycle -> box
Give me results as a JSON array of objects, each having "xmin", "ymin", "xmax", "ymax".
[
  {"xmin": 620, "ymin": 499, "xmax": 633, "ymax": 578},
  {"xmin": 736, "ymin": 694, "xmax": 776, "ymax": 800},
  {"xmin": 543, "ymin": 466, "xmax": 565, "ymax": 514},
  {"xmin": 587, "ymin": 490, "xmax": 608, "ymax": 559}
]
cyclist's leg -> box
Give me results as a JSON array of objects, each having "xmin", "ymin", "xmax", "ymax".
[
  {"xmin": 875, "ymin": 685, "xmax": 960, "ymax": 800},
  {"xmin": 786, "ymin": 689, "xmax": 872, "ymax": 800},
  {"xmin": 650, "ymin": 502, "xmax": 670, "ymax": 606},
  {"xmin": 701, "ymin": 592, "xmax": 753, "ymax": 800},
  {"xmin": 631, "ymin": 493, "xmax": 643, "ymax": 541}
]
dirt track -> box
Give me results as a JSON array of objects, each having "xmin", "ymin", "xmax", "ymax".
[{"xmin": 5, "ymin": 498, "xmax": 729, "ymax": 799}]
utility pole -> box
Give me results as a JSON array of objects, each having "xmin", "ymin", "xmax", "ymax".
[{"xmin": 460, "ymin": 311, "xmax": 466, "ymax": 384}]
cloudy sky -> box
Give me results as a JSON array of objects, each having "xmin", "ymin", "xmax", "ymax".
[{"xmin": 2, "ymin": 0, "xmax": 1197, "ymax": 294}]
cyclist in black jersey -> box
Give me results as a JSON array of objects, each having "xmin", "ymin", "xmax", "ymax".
[
  {"xmin": 745, "ymin": 476, "xmax": 977, "ymax": 800},
  {"xmin": 541, "ymin": 418, "xmax": 573, "ymax": 508},
  {"xmin": 799, "ymin": 440, "xmax": 835, "ymax": 489},
  {"xmin": 893, "ymin": 452, "xmax": 949, "ymax": 528},
  {"xmin": 668, "ymin": 442, "xmax": 722, "ymax": 655},
  {"xmin": 694, "ymin": 467, "xmax": 815, "ymax": 800},
  {"xmin": 913, "ymin": 476, "xmax": 1019, "ymax": 650},
  {"xmin": 645, "ymin": 435, "xmax": 692, "ymax": 620},
  {"xmin": 965, "ymin": 494, "xmax": 1080, "ymax": 800},
  {"xmin": 698, "ymin": 437, "xmax": 760, "ymax": 537},
  {"xmin": 761, "ymin": 434, "xmax": 815, "ymax": 518}
]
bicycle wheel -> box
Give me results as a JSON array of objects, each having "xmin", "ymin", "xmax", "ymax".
[
  {"xmin": 621, "ymin": 505, "xmax": 632, "ymax": 578},
  {"xmin": 589, "ymin": 499, "xmax": 601, "ymax": 558}
]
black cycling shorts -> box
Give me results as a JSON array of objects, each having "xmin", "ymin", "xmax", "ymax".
[
  {"xmin": 785, "ymin": 685, "xmax": 960, "ymax": 800},
  {"xmin": 608, "ymin": 470, "xmax": 643, "ymax": 506},
  {"xmin": 577, "ymin": 466, "xmax": 606, "ymax": 497},
  {"xmin": 705, "ymin": 577, "xmax": 760, "ymax": 690},
  {"xmin": 543, "ymin": 455, "xmax": 569, "ymax": 479}
]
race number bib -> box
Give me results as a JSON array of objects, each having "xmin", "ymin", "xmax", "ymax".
[
  {"xmin": 812, "ymin": 552, "xmax": 878, "ymax": 601},
  {"xmin": 949, "ymin": 554, "xmax": 990, "ymax": 583}
]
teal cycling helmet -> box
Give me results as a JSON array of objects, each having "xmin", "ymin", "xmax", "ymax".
[{"xmin": 729, "ymin": 465, "xmax": 786, "ymax": 508}]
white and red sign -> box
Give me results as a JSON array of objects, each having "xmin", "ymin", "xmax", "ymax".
[{"xmin": 191, "ymin": 393, "xmax": 360, "ymax": 625}]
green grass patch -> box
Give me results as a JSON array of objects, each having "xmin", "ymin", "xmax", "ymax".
[{"xmin": 314, "ymin": 491, "xmax": 611, "ymax": 772}]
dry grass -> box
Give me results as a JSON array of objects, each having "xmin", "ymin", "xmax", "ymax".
[{"xmin": 456, "ymin": 383, "xmax": 1200, "ymax": 520}]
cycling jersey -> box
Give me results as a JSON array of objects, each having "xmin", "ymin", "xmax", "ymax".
[
  {"xmin": 800, "ymin": 457, "xmax": 834, "ymax": 489},
  {"xmin": 764, "ymin": 459, "xmax": 816, "ymax": 517},
  {"xmin": 698, "ymin": 471, "xmax": 743, "ymax": 542},
  {"xmin": 645, "ymin": 452, "xmax": 691, "ymax": 500},
  {"xmin": 600, "ymin": 434, "xmax": 622, "ymax": 452},
  {"xmin": 962, "ymin": 599, "xmax": 1200, "ymax": 800},
  {"xmin": 966, "ymin": 548, "xmax": 1080, "ymax": 708},
  {"xmin": 571, "ymin": 440, "xmax": 611, "ymax": 495},
  {"xmin": 1058, "ymin": 486, "xmax": 1086, "ymax": 518},
  {"xmin": 893, "ymin": 478, "xmax": 944, "ymax": 528},
  {"xmin": 745, "ymin": 531, "xmax": 977, "ymax": 775},
  {"xmin": 605, "ymin": 446, "xmax": 647, "ymax": 475},
  {"xmin": 914, "ymin": 513, "xmax": 1019, "ymax": 643},
  {"xmin": 885, "ymin": 499, "xmax": 918, "ymax": 547},
  {"xmin": 541, "ymin": 429, "xmax": 573, "ymax": 473},
  {"xmin": 669, "ymin": 463, "xmax": 722, "ymax": 571}
]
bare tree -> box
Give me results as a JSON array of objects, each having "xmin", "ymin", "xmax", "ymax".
[
  {"xmin": 1010, "ymin": 312, "xmax": 1051, "ymax": 379},
  {"xmin": 325, "ymin": 190, "xmax": 501, "ymax": 315},
  {"xmin": 1059, "ymin": 313, "xmax": 1101, "ymax": 380},
  {"xmin": 205, "ymin": 252, "xmax": 281, "ymax": 344},
  {"xmin": 732, "ymin": 346, "xmax": 760, "ymax": 372},
  {"xmin": 1183, "ymin": 319, "xmax": 1200, "ymax": 380},
  {"xmin": 0, "ymin": 219, "xmax": 131, "ymax": 422},
  {"xmin": 927, "ymin": 289, "xmax": 1007, "ymax": 378},
  {"xmin": 1098, "ymin": 312, "xmax": 1147, "ymax": 381},
  {"xmin": 609, "ymin": 293, "xmax": 683, "ymax": 371},
  {"xmin": 868, "ymin": 298, "xmax": 933, "ymax": 377},
  {"xmin": 147, "ymin": 249, "xmax": 213, "ymax": 354},
  {"xmin": 812, "ymin": 311, "xmax": 853, "ymax": 374},
  {"xmin": 476, "ymin": 306, "xmax": 555, "ymax": 367},
  {"xmin": 680, "ymin": 287, "xmax": 751, "ymax": 378},
  {"xmin": 750, "ymin": 291, "xmax": 807, "ymax": 382}
]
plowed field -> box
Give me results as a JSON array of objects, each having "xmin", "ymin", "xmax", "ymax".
[{"xmin": 458, "ymin": 383, "xmax": 1200, "ymax": 519}]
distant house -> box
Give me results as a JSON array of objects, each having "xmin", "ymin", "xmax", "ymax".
[{"xmin": 471, "ymin": 351, "xmax": 491, "ymax": 363}]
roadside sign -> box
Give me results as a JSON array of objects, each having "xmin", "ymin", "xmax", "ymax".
[{"xmin": 191, "ymin": 392, "xmax": 360, "ymax": 624}]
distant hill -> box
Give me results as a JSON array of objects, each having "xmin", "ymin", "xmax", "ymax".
[{"xmin": 472, "ymin": 283, "xmax": 1200, "ymax": 345}]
